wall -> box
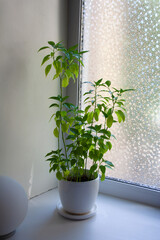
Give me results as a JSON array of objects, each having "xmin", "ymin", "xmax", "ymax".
[{"xmin": 0, "ymin": 0, "xmax": 68, "ymax": 198}]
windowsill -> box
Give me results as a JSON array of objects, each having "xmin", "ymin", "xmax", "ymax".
[{"xmin": 14, "ymin": 188, "xmax": 160, "ymax": 240}]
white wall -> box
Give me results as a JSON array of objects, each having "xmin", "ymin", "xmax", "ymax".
[{"xmin": 0, "ymin": 0, "xmax": 68, "ymax": 198}]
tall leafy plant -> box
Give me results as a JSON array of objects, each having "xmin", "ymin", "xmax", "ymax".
[{"xmin": 38, "ymin": 41, "xmax": 133, "ymax": 182}]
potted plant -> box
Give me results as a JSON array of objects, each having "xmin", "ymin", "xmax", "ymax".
[{"xmin": 38, "ymin": 41, "xmax": 133, "ymax": 216}]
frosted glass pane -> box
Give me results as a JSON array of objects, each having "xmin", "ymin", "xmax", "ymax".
[{"xmin": 80, "ymin": 0, "xmax": 160, "ymax": 190}]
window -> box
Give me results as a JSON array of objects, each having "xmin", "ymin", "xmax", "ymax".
[{"xmin": 79, "ymin": 0, "xmax": 160, "ymax": 204}]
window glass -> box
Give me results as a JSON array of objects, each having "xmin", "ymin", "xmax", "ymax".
[{"xmin": 80, "ymin": 0, "xmax": 160, "ymax": 190}]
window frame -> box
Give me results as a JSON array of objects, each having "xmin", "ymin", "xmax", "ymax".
[
  {"xmin": 99, "ymin": 177, "xmax": 160, "ymax": 207},
  {"xmin": 67, "ymin": 0, "xmax": 160, "ymax": 208}
]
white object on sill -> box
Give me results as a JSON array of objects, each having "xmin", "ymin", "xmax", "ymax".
[{"xmin": 0, "ymin": 176, "xmax": 28, "ymax": 238}]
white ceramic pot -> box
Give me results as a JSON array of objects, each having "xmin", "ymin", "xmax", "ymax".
[{"xmin": 58, "ymin": 175, "xmax": 99, "ymax": 214}]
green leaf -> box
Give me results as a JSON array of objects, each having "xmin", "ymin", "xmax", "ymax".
[
  {"xmin": 85, "ymin": 105, "xmax": 91, "ymax": 113},
  {"xmin": 94, "ymin": 108, "xmax": 100, "ymax": 121},
  {"xmin": 62, "ymin": 76, "xmax": 69, "ymax": 87},
  {"xmin": 116, "ymin": 101, "xmax": 124, "ymax": 107},
  {"xmin": 56, "ymin": 56, "xmax": 63, "ymax": 61},
  {"xmin": 87, "ymin": 112, "xmax": 94, "ymax": 123},
  {"xmin": 41, "ymin": 54, "xmax": 50, "ymax": 66},
  {"xmin": 105, "ymin": 80, "xmax": 111, "ymax": 87},
  {"xmin": 95, "ymin": 78, "xmax": 103, "ymax": 86},
  {"xmin": 91, "ymin": 100, "xmax": 95, "ymax": 105},
  {"xmin": 53, "ymin": 73, "xmax": 59, "ymax": 80},
  {"xmin": 38, "ymin": 46, "xmax": 50, "ymax": 52},
  {"xmin": 102, "ymin": 111, "xmax": 108, "ymax": 118},
  {"xmin": 75, "ymin": 116, "xmax": 83, "ymax": 122},
  {"xmin": 83, "ymin": 81, "xmax": 94, "ymax": 86},
  {"xmin": 70, "ymin": 128, "xmax": 79, "ymax": 135},
  {"xmin": 106, "ymin": 141, "xmax": 112, "ymax": 150},
  {"xmin": 61, "ymin": 165, "xmax": 66, "ymax": 171},
  {"xmin": 94, "ymin": 124, "xmax": 102, "ymax": 132},
  {"xmin": 71, "ymin": 159, "xmax": 77, "ymax": 166},
  {"xmin": 63, "ymin": 102, "xmax": 75, "ymax": 109},
  {"xmin": 56, "ymin": 171, "xmax": 62, "ymax": 180},
  {"xmin": 49, "ymin": 113, "xmax": 55, "ymax": 122},
  {"xmin": 90, "ymin": 164, "xmax": 97, "ymax": 173},
  {"xmin": 53, "ymin": 127, "xmax": 59, "ymax": 138},
  {"xmin": 48, "ymin": 41, "xmax": 55, "ymax": 47},
  {"xmin": 100, "ymin": 135, "xmax": 109, "ymax": 140},
  {"xmin": 84, "ymin": 97, "xmax": 90, "ymax": 102},
  {"xmin": 49, "ymin": 95, "xmax": 61, "ymax": 101},
  {"xmin": 53, "ymin": 60, "xmax": 62, "ymax": 75},
  {"xmin": 77, "ymin": 157, "xmax": 84, "ymax": 167},
  {"xmin": 64, "ymin": 170, "xmax": 70, "ymax": 178},
  {"xmin": 65, "ymin": 69, "xmax": 72, "ymax": 79},
  {"xmin": 49, "ymin": 167, "xmax": 54, "ymax": 173},
  {"xmin": 45, "ymin": 150, "xmax": 58, "ymax": 157},
  {"xmin": 105, "ymin": 160, "xmax": 114, "ymax": 167},
  {"xmin": 79, "ymin": 168, "xmax": 84, "ymax": 175},
  {"xmin": 83, "ymin": 90, "xmax": 94, "ymax": 96},
  {"xmin": 64, "ymin": 116, "xmax": 74, "ymax": 126},
  {"xmin": 83, "ymin": 114, "xmax": 88, "ymax": 122},
  {"xmin": 89, "ymin": 150, "xmax": 94, "ymax": 160},
  {"xmin": 94, "ymin": 112, "xmax": 98, "ymax": 121},
  {"xmin": 115, "ymin": 111, "xmax": 122, "ymax": 123},
  {"xmin": 50, "ymin": 52, "xmax": 54, "ymax": 57},
  {"xmin": 62, "ymin": 122, "xmax": 69, "ymax": 133},
  {"xmin": 66, "ymin": 135, "xmax": 76, "ymax": 140},
  {"xmin": 69, "ymin": 63, "xmax": 79, "ymax": 78},
  {"xmin": 111, "ymin": 134, "xmax": 116, "ymax": 139},
  {"xmin": 107, "ymin": 108, "xmax": 112, "ymax": 116},
  {"xmin": 78, "ymin": 50, "xmax": 89, "ymax": 54},
  {"xmin": 62, "ymin": 96, "xmax": 69, "ymax": 102},
  {"xmin": 56, "ymin": 111, "xmax": 61, "ymax": 118},
  {"xmin": 56, "ymin": 120, "xmax": 61, "ymax": 128},
  {"xmin": 68, "ymin": 44, "xmax": 78, "ymax": 51},
  {"xmin": 45, "ymin": 64, "xmax": 52, "ymax": 76},
  {"xmin": 49, "ymin": 103, "xmax": 59, "ymax": 108},
  {"xmin": 99, "ymin": 129, "xmax": 111, "ymax": 138},
  {"xmin": 100, "ymin": 165, "xmax": 106, "ymax": 174},
  {"xmin": 101, "ymin": 173, "xmax": 105, "ymax": 181},
  {"xmin": 120, "ymin": 88, "xmax": 135, "ymax": 93},
  {"xmin": 61, "ymin": 111, "xmax": 67, "ymax": 117},
  {"xmin": 55, "ymin": 41, "xmax": 63, "ymax": 49},
  {"xmin": 107, "ymin": 115, "xmax": 113, "ymax": 128},
  {"xmin": 53, "ymin": 164, "xmax": 59, "ymax": 171},
  {"xmin": 89, "ymin": 149, "xmax": 100, "ymax": 161},
  {"xmin": 116, "ymin": 110, "xmax": 125, "ymax": 122},
  {"xmin": 77, "ymin": 58, "xmax": 84, "ymax": 66},
  {"xmin": 82, "ymin": 133, "xmax": 92, "ymax": 138},
  {"xmin": 46, "ymin": 157, "xmax": 57, "ymax": 162},
  {"xmin": 105, "ymin": 165, "xmax": 113, "ymax": 170}
]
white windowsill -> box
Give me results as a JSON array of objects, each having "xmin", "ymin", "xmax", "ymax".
[{"xmin": 13, "ymin": 188, "xmax": 160, "ymax": 240}]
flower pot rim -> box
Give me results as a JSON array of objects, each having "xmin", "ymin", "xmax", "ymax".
[{"xmin": 58, "ymin": 174, "xmax": 99, "ymax": 184}]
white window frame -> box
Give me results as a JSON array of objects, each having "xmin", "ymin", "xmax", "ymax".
[
  {"xmin": 67, "ymin": 0, "xmax": 160, "ymax": 208},
  {"xmin": 99, "ymin": 178, "xmax": 160, "ymax": 207}
]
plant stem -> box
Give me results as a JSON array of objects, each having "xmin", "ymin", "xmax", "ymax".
[
  {"xmin": 59, "ymin": 75, "xmax": 69, "ymax": 170},
  {"xmin": 85, "ymin": 157, "xmax": 87, "ymax": 173},
  {"xmin": 107, "ymin": 85, "xmax": 115, "ymax": 114},
  {"xmin": 95, "ymin": 85, "xmax": 97, "ymax": 110},
  {"xmin": 98, "ymin": 158, "xmax": 103, "ymax": 173}
]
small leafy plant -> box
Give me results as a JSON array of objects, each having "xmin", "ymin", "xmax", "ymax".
[{"xmin": 38, "ymin": 41, "xmax": 133, "ymax": 182}]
